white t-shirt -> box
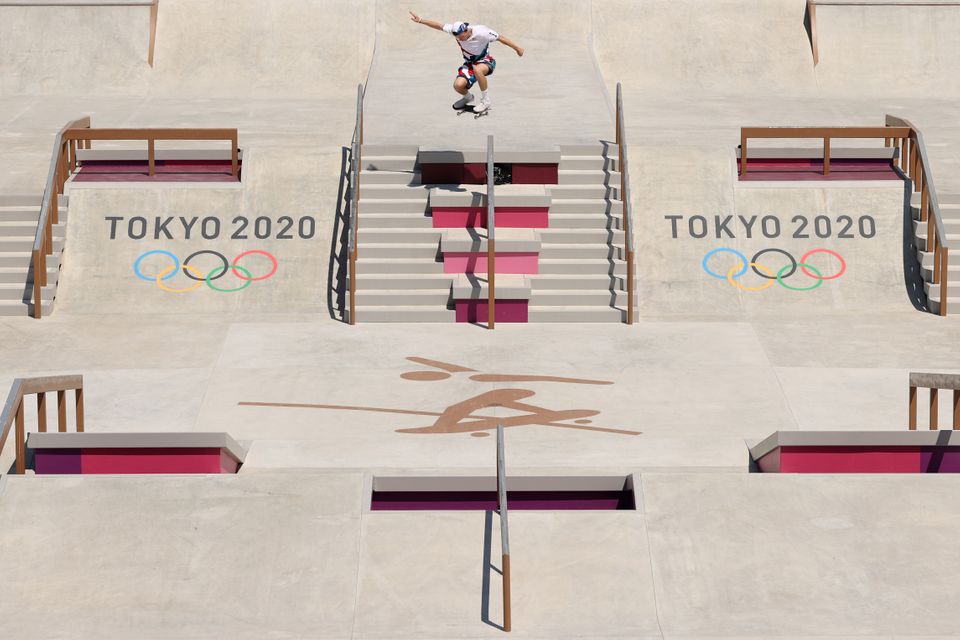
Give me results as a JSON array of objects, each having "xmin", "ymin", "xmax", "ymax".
[{"xmin": 442, "ymin": 23, "xmax": 500, "ymax": 59}]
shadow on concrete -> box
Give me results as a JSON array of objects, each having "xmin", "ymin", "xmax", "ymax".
[
  {"xmin": 327, "ymin": 145, "xmax": 350, "ymax": 322},
  {"xmin": 899, "ymin": 173, "xmax": 930, "ymax": 313},
  {"xmin": 480, "ymin": 509, "xmax": 505, "ymax": 631}
]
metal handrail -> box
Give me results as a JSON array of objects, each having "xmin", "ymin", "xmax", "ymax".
[
  {"xmin": 886, "ymin": 114, "xmax": 950, "ymax": 316},
  {"xmin": 349, "ymin": 83, "xmax": 364, "ymax": 325},
  {"xmin": 615, "ymin": 83, "xmax": 636, "ymax": 325},
  {"xmin": 31, "ymin": 116, "xmax": 91, "ymax": 319},
  {"xmin": 487, "ymin": 135, "xmax": 496, "ymax": 329},
  {"xmin": 495, "ymin": 423, "xmax": 511, "ymax": 632},
  {"xmin": 0, "ymin": 375, "xmax": 85, "ymax": 474}
]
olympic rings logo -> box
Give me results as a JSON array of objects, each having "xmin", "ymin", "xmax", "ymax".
[
  {"xmin": 134, "ymin": 250, "xmax": 278, "ymax": 293},
  {"xmin": 702, "ymin": 247, "xmax": 846, "ymax": 292}
]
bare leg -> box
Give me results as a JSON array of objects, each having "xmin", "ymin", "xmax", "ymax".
[
  {"xmin": 454, "ymin": 77, "xmax": 469, "ymax": 95},
  {"xmin": 475, "ymin": 64, "xmax": 490, "ymax": 92}
]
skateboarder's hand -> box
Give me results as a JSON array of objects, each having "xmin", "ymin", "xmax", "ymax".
[
  {"xmin": 409, "ymin": 11, "xmax": 422, "ymax": 23},
  {"xmin": 516, "ymin": 47, "xmax": 525, "ymax": 57}
]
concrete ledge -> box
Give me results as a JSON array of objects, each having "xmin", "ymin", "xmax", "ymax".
[
  {"xmin": 0, "ymin": 1, "xmax": 153, "ymax": 5},
  {"xmin": 28, "ymin": 431, "xmax": 247, "ymax": 463},
  {"xmin": 452, "ymin": 274, "xmax": 530, "ymax": 299},
  {"xmin": 429, "ymin": 184, "xmax": 550, "ymax": 208},
  {"xmin": 910, "ymin": 372, "xmax": 960, "ymax": 390},
  {"xmin": 419, "ymin": 148, "xmax": 560, "ymax": 164},
  {"xmin": 749, "ymin": 430, "xmax": 960, "ymax": 461},
  {"xmin": 441, "ymin": 228, "xmax": 540, "ymax": 253}
]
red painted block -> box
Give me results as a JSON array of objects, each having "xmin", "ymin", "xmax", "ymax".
[
  {"xmin": 80, "ymin": 448, "xmax": 237, "ymax": 474},
  {"xmin": 432, "ymin": 207, "xmax": 549, "ymax": 228},
  {"xmin": 512, "ymin": 163, "xmax": 558, "ymax": 184},
  {"xmin": 779, "ymin": 446, "xmax": 921, "ymax": 473},
  {"xmin": 455, "ymin": 300, "xmax": 528, "ymax": 323}
]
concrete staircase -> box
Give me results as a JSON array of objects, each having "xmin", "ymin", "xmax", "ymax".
[
  {"xmin": 354, "ymin": 144, "xmax": 635, "ymax": 323},
  {"xmin": 0, "ymin": 195, "xmax": 66, "ymax": 317},
  {"xmin": 915, "ymin": 192, "xmax": 960, "ymax": 315}
]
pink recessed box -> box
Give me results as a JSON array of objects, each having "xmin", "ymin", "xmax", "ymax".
[
  {"xmin": 749, "ymin": 431, "xmax": 960, "ymax": 473},
  {"xmin": 441, "ymin": 230, "xmax": 541, "ymax": 275},
  {"xmin": 452, "ymin": 275, "xmax": 530, "ymax": 323},
  {"xmin": 28, "ymin": 432, "xmax": 246, "ymax": 474},
  {"xmin": 428, "ymin": 183, "xmax": 552, "ymax": 229}
]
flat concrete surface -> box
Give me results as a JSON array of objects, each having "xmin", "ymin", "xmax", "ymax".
[{"xmin": 4, "ymin": 1, "xmax": 960, "ymax": 637}]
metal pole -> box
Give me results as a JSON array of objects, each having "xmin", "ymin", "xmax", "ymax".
[
  {"xmin": 496, "ymin": 424, "xmax": 510, "ymax": 631},
  {"xmin": 487, "ymin": 135, "xmax": 496, "ymax": 330}
]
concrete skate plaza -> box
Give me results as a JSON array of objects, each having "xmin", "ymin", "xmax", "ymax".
[{"xmin": 3, "ymin": 1, "xmax": 960, "ymax": 638}]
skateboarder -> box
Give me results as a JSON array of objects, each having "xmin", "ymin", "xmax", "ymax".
[{"xmin": 409, "ymin": 12, "xmax": 524, "ymax": 114}]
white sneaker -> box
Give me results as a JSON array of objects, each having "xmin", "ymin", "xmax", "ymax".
[
  {"xmin": 474, "ymin": 97, "xmax": 491, "ymax": 113},
  {"xmin": 453, "ymin": 93, "xmax": 475, "ymax": 109}
]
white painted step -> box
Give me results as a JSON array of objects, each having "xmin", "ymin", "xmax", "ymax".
[
  {"xmin": 360, "ymin": 243, "xmax": 439, "ymax": 259},
  {"xmin": 360, "ymin": 145, "xmax": 420, "ymax": 156},
  {"xmin": 559, "ymin": 143, "xmax": 619, "ymax": 156},
  {"xmin": 538, "ymin": 259, "xmax": 628, "ymax": 275},
  {"xmin": 550, "ymin": 199, "xmax": 623, "ymax": 214},
  {"xmin": 359, "ymin": 229, "xmax": 443, "ymax": 243},
  {"xmin": 558, "ymin": 170, "xmax": 622, "ymax": 186},
  {"xmin": 0, "ymin": 266, "xmax": 60, "ymax": 284},
  {"xmin": 359, "ymin": 213, "xmax": 433, "ymax": 229},
  {"xmin": 360, "ymin": 185, "xmax": 431, "ymax": 199},
  {"xmin": 0, "ymin": 208, "xmax": 67, "ymax": 223},
  {"xmin": 914, "ymin": 227, "xmax": 960, "ymax": 247},
  {"xmin": 363, "ymin": 156, "xmax": 418, "ymax": 172},
  {"xmin": 530, "ymin": 274, "xmax": 626, "ymax": 290},
  {"xmin": 547, "ymin": 185, "xmax": 620, "ymax": 200},
  {"xmin": 0, "ymin": 282, "xmax": 56, "ymax": 301},
  {"xmin": 356, "ymin": 274, "xmax": 454, "ymax": 290},
  {"xmin": 361, "ymin": 170, "xmax": 422, "ymax": 185},
  {"xmin": 355, "ymin": 259, "xmax": 444, "ymax": 274},
  {"xmin": 539, "ymin": 244, "xmax": 622, "ymax": 259},
  {"xmin": 547, "ymin": 213, "xmax": 624, "ymax": 230},
  {"xmin": 540, "ymin": 229, "xmax": 626, "ymax": 244},
  {"xmin": 358, "ymin": 198, "xmax": 429, "ymax": 214},
  {"xmin": 558, "ymin": 156, "xmax": 619, "ymax": 171},
  {"xmin": 0, "ymin": 237, "xmax": 64, "ymax": 252},
  {"xmin": 355, "ymin": 290, "xmax": 452, "ymax": 305},
  {"xmin": 529, "ymin": 290, "xmax": 628, "ymax": 306},
  {"xmin": 924, "ymin": 280, "xmax": 960, "ymax": 297},
  {"xmin": 354, "ymin": 306, "xmax": 456, "ymax": 322},
  {"xmin": 0, "ymin": 221, "xmax": 67, "ymax": 236},
  {"xmin": 527, "ymin": 306, "xmax": 627, "ymax": 322},
  {"xmin": 0, "ymin": 299, "xmax": 54, "ymax": 317}
]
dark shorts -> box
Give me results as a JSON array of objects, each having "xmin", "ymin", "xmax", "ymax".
[{"xmin": 457, "ymin": 55, "xmax": 496, "ymax": 89}]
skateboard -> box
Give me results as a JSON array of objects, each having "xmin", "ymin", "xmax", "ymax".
[{"xmin": 453, "ymin": 104, "xmax": 490, "ymax": 119}]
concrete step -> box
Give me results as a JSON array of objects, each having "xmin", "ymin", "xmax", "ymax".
[
  {"xmin": 360, "ymin": 184, "xmax": 431, "ymax": 200},
  {"xmin": 355, "ymin": 259, "xmax": 444, "ymax": 274},
  {"xmin": 559, "ymin": 143, "xmax": 619, "ymax": 157},
  {"xmin": 914, "ymin": 227, "xmax": 960, "ymax": 247},
  {"xmin": 360, "ymin": 213, "xmax": 433, "ymax": 229},
  {"xmin": 354, "ymin": 306, "xmax": 456, "ymax": 322},
  {"xmin": 0, "ymin": 299, "xmax": 54, "ymax": 317},
  {"xmin": 914, "ymin": 219, "xmax": 960, "ymax": 237},
  {"xmin": 924, "ymin": 280, "xmax": 960, "ymax": 297},
  {"xmin": 547, "ymin": 213, "xmax": 624, "ymax": 230},
  {"xmin": 358, "ymin": 229, "xmax": 443, "ymax": 243},
  {"xmin": 355, "ymin": 274, "xmax": 454, "ymax": 290},
  {"xmin": 558, "ymin": 156, "xmax": 619, "ymax": 171},
  {"xmin": 361, "ymin": 170, "xmax": 422, "ymax": 185},
  {"xmin": 527, "ymin": 306, "xmax": 628, "ymax": 322},
  {"xmin": 0, "ymin": 237, "xmax": 64, "ymax": 252},
  {"xmin": 0, "ymin": 221, "xmax": 67, "ymax": 236},
  {"xmin": 911, "ymin": 204, "xmax": 960, "ymax": 221},
  {"xmin": 360, "ymin": 145, "xmax": 420, "ymax": 157},
  {"xmin": 911, "ymin": 192, "xmax": 960, "ymax": 207},
  {"xmin": 359, "ymin": 199, "xmax": 429, "ymax": 214},
  {"xmin": 547, "ymin": 185, "xmax": 620, "ymax": 200},
  {"xmin": 0, "ymin": 266, "xmax": 60, "ymax": 284},
  {"xmin": 539, "ymin": 244, "xmax": 623, "ymax": 259},
  {"xmin": 355, "ymin": 290, "xmax": 452, "ymax": 305},
  {"xmin": 550, "ymin": 199, "xmax": 623, "ymax": 214},
  {"xmin": 0, "ymin": 282, "xmax": 56, "ymax": 301},
  {"xmin": 558, "ymin": 170, "xmax": 622, "ymax": 186},
  {"xmin": 0, "ymin": 207, "xmax": 67, "ymax": 223},
  {"xmin": 920, "ymin": 262, "xmax": 960, "ymax": 282},
  {"xmin": 538, "ymin": 259, "xmax": 627, "ymax": 275},
  {"xmin": 363, "ymin": 156, "xmax": 419, "ymax": 172},
  {"xmin": 529, "ymin": 290, "xmax": 628, "ymax": 306},
  {"xmin": 360, "ymin": 243, "xmax": 439, "ymax": 259},
  {"xmin": 540, "ymin": 229, "xmax": 626, "ymax": 244},
  {"xmin": 530, "ymin": 274, "xmax": 626, "ymax": 290}
]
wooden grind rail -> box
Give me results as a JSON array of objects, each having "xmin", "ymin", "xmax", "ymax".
[
  {"xmin": 740, "ymin": 122, "xmax": 950, "ymax": 316},
  {"xmin": 0, "ymin": 375, "xmax": 84, "ymax": 474},
  {"xmin": 30, "ymin": 121, "xmax": 240, "ymax": 319}
]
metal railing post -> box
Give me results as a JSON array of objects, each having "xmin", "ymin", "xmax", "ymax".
[
  {"xmin": 616, "ymin": 84, "xmax": 635, "ymax": 325},
  {"xmin": 350, "ymin": 83, "xmax": 363, "ymax": 325},
  {"xmin": 487, "ymin": 135, "xmax": 496, "ymax": 330},
  {"xmin": 496, "ymin": 424, "xmax": 510, "ymax": 632}
]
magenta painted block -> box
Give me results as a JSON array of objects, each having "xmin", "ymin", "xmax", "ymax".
[
  {"xmin": 80, "ymin": 448, "xmax": 232, "ymax": 474},
  {"xmin": 779, "ymin": 447, "xmax": 921, "ymax": 473},
  {"xmin": 512, "ymin": 163, "xmax": 559, "ymax": 184},
  {"xmin": 34, "ymin": 449, "xmax": 82, "ymax": 474},
  {"xmin": 443, "ymin": 253, "xmax": 538, "ymax": 274},
  {"xmin": 432, "ymin": 207, "xmax": 549, "ymax": 229},
  {"xmin": 455, "ymin": 299, "xmax": 528, "ymax": 323},
  {"xmin": 920, "ymin": 449, "xmax": 960, "ymax": 472}
]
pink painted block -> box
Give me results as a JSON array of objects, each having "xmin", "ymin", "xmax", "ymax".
[
  {"xmin": 432, "ymin": 207, "xmax": 549, "ymax": 229},
  {"xmin": 443, "ymin": 253, "xmax": 539, "ymax": 274},
  {"xmin": 80, "ymin": 448, "xmax": 233, "ymax": 474},
  {"xmin": 512, "ymin": 163, "xmax": 559, "ymax": 184},
  {"xmin": 455, "ymin": 300, "xmax": 528, "ymax": 323},
  {"xmin": 779, "ymin": 447, "xmax": 921, "ymax": 473}
]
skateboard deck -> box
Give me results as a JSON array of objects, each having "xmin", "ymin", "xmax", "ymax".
[{"xmin": 453, "ymin": 104, "xmax": 490, "ymax": 119}]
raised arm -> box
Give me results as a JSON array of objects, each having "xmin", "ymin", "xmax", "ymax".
[
  {"xmin": 409, "ymin": 11, "xmax": 444, "ymax": 31},
  {"xmin": 497, "ymin": 35, "xmax": 525, "ymax": 57}
]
